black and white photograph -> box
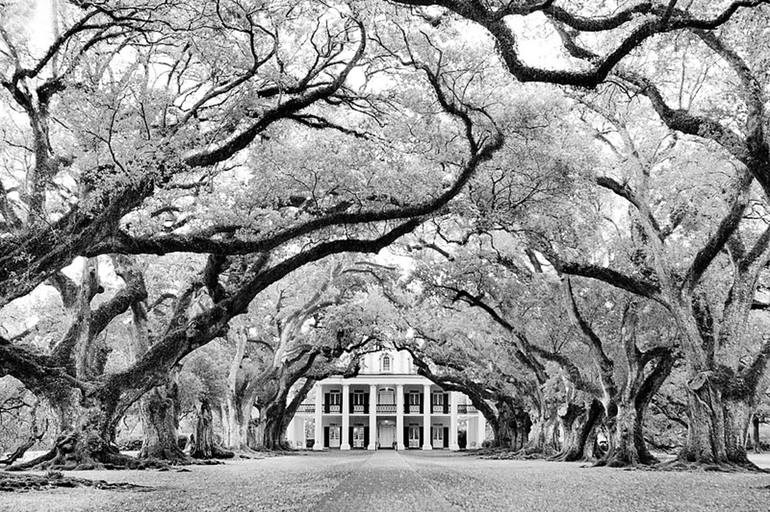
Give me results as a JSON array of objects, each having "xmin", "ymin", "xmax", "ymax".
[{"xmin": 1, "ymin": 0, "xmax": 770, "ymax": 510}]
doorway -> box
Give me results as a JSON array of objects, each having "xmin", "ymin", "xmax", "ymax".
[
  {"xmin": 378, "ymin": 421, "xmax": 396, "ymax": 449},
  {"xmin": 431, "ymin": 425, "xmax": 444, "ymax": 449},
  {"xmin": 328, "ymin": 425, "xmax": 340, "ymax": 448},
  {"xmin": 408, "ymin": 425, "xmax": 421, "ymax": 448},
  {"xmin": 352, "ymin": 426, "xmax": 366, "ymax": 449}
]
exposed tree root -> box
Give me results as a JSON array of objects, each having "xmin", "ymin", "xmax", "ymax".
[
  {"xmin": 189, "ymin": 444, "xmax": 234, "ymax": 461},
  {"xmin": 549, "ymin": 450, "xmax": 594, "ymax": 463},
  {"xmin": 476, "ymin": 447, "xmax": 550, "ymax": 460},
  {"xmin": 0, "ymin": 471, "xmax": 146, "ymax": 492},
  {"xmin": 648, "ymin": 458, "xmax": 769, "ymax": 473},
  {"xmin": 593, "ymin": 451, "xmax": 658, "ymax": 468},
  {"xmin": 231, "ymin": 448, "xmax": 285, "ymax": 459},
  {"xmin": 7, "ymin": 433, "xmax": 172, "ymax": 472},
  {"xmin": 138, "ymin": 446, "xmax": 191, "ymax": 466}
]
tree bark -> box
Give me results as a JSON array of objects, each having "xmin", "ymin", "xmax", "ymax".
[
  {"xmin": 752, "ymin": 415, "xmax": 761, "ymax": 453},
  {"xmin": 189, "ymin": 398, "xmax": 233, "ymax": 460},
  {"xmin": 552, "ymin": 399, "xmax": 603, "ymax": 462},
  {"xmin": 599, "ymin": 403, "xmax": 653, "ymax": 466},
  {"xmin": 490, "ymin": 400, "xmax": 518, "ymax": 449},
  {"xmin": 676, "ymin": 383, "xmax": 754, "ymax": 467},
  {"xmin": 138, "ymin": 371, "xmax": 186, "ymax": 462},
  {"xmin": 224, "ymin": 392, "xmax": 255, "ymax": 452},
  {"xmin": 520, "ymin": 404, "xmax": 559, "ymax": 456}
]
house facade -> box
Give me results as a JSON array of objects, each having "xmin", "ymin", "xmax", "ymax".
[{"xmin": 286, "ymin": 349, "xmax": 487, "ymax": 450}]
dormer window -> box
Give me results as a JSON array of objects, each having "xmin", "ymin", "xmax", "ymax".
[{"xmin": 381, "ymin": 354, "xmax": 392, "ymax": 373}]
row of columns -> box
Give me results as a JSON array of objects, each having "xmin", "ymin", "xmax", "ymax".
[{"xmin": 310, "ymin": 383, "xmax": 484, "ymax": 450}]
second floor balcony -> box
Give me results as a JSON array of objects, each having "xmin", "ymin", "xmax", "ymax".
[{"xmin": 300, "ymin": 401, "xmax": 477, "ymax": 415}]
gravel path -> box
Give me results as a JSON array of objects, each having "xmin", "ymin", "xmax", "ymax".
[
  {"xmin": 2, "ymin": 451, "xmax": 770, "ymax": 511},
  {"xmin": 312, "ymin": 450, "xmax": 455, "ymax": 512}
]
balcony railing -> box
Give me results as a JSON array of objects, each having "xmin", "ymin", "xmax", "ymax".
[
  {"xmin": 308, "ymin": 402, "xmax": 476, "ymax": 414},
  {"xmin": 297, "ymin": 403, "xmax": 315, "ymax": 413}
]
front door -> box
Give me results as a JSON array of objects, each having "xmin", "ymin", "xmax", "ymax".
[
  {"xmin": 329, "ymin": 425, "xmax": 341, "ymax": 448},
  {"xmin": 432, "ymin": 426, "xmax": 444, "ymax": 449},
  {"xmin": 408, "ymin": 425, "xmax": 420, "ymax": 448},
  {"xmin": 379, "ymin": 423, "xmax": 395, "ymax": 448},
  {"xmin": 352, "ymin": 426, "xmax": 365, "ymax": 448}
]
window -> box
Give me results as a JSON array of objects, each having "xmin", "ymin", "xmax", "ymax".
[
  {"xmin": 353, "ymin": 391, "xmax": 366, "ymax": 406},
  {"xmin": 379, "ymin": 387, "xmax": 395, "ymax": 405},
  {"xmin": 328, "ymin": 390, "xmax": 341, "ymax": 405},
  {"xmin": 432, "ymin": 393, "xmax": 444, "ymax": 406},
  {"xmin": 409, "ymin": 392, "xmax": 421, "ymax": 405},
  {"xmin": 380, "ymin": 354, "xmax": 391, "ymax": 373}
]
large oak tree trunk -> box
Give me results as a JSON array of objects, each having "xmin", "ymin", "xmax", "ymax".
[
  {"xmin": 255, "ymin": 397, "xmax": 292, "ymax": 450},
  {"xmin": 138, "ymin": 374, "xmax": 186, "ymax": 462},
  {"xmin": 513, "ymin": 409, "xmax": 532, "ymax": 451},
  {"xmin": 189, "ymin": 398, "xmax": 234, "ymax": 460},
  {"xmin": 490, "ymin": 401, "xmax": 517, "ymax": 449},
  {"xmin": 552, "ymin": 399, "xmax": 603, "ymax": 462},
  {"xmin": 674, "ymin": 381, "xmax": 756, "ymax": 468},
  {"xmin": 224, "ymin": 396, "xmax": 250, "ymax": 452},
  {"xmin": 751, "ymin": 415, "xmax": 761, "ymax": 453},
  {"xmin": 262, "ymin": 414, "xmax": 288, "ymax": 451},
  {"xmin": 599, "ymin": 404, "xmax": 654, "ymax": 466},
  {"xmin": 223, "ymin": 386, "xmax": 260, "ymax": 452},
  {"xmin": 520, "ymin": 405, "xmax": 559, "ymax": 457},
  {"xmin": 599, "ymin": 351, "xmax": 675, "ymax": 467}
]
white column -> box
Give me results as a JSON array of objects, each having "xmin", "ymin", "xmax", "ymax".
[
  {"xmin": 299, "ymin": 418, "xmax": 306, "ymax": 449},
  {"xmin": 422, "ymin": 383, "xmax": 432, "ymax": 450},
  {"xmin": 341, "ymin": 384, "xmax": 350, "ymax": 450},
  {"xmin": 477, "ymin": 411, "xmax": 486, "ymax": 448},
  {"xmin": 368, "ymin": 384, "xmax": 377, "ymax": 450},
  {"xmin": 449, "ymin": 391, "xmax": 459, "ymax": 451},
  {"xmin": 313, "ymin": 384, "xmax": 324, "ymax": 450},
  {"xmin": 396, "ymin": 384, "xmax": 405, "ymax": 450}
]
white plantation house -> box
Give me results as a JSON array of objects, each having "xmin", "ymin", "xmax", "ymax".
[{"xmin": 286, "ymin": 348, "xmax": 488, "ymax": 450}]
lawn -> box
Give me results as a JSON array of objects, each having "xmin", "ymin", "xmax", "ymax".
[{"xmin": 2, "ymin": 451, "xmax": 770, "ymax": 511}]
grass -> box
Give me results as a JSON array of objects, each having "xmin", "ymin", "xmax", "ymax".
[{"xmin": 2, "ymin": 450, "xmax": 770, "ymax": 511}]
